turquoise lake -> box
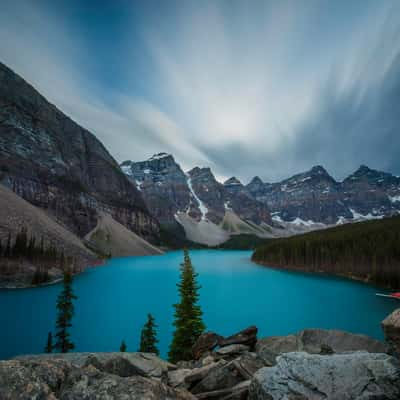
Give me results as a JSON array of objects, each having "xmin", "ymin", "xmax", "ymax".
[{"xmin": 0, "ymin": 250, "xmax": 397, "ymax": 360}]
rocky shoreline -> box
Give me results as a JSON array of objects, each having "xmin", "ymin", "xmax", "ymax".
[{"xmin": 1, "ymin": 309, "xmax": 399, "ymax": 399}]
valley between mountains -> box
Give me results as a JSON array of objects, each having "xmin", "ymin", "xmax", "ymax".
[{"xmin": 1, "ymin": 60, "xmax": 400, "ymax": 287}]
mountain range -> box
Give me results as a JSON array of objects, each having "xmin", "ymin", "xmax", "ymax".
[
  {"xmin": 1, "ymin": 60, "xmax": 400, "ymax": 257},
  {"xmin": 121, "ymin": 155, "xmax": 400, "ymax": 245}
]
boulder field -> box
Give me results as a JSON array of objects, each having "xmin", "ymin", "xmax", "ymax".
[{"xmin": 1, "ymin": 310, "xmax": 400, "ymax": 399}]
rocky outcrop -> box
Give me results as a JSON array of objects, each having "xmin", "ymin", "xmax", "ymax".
[
  {"xmin": 0, "ymin": 354, "xmax": 195, "ymax": 399},
  {"xmin": 382, "ymin": 308, "xmax": 400, "ymax": 357},
  {"xmin": 0, "ymin": 62, "xmax": 159, "ymax": 243},
  {"xmin": 249, "ymin": 352, "xmax": 400, "ymax": 400},
  {"xmin": 1, "ymin": 321, "xmax": 398, "ymax": 400},
  {"xmin": 255, "ymin": 328, "xmax": 388, "ymax": 365}
]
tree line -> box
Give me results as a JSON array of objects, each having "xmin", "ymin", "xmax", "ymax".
[
  {"xmin": 0, "ymin": 227, "xmax": 75, "ymax": 284},
  {"xmin": 252, "ymin": 216, "xmax": 400, "ymax": 289},
  {"xmin": 45, "ymin": 249, "xmax": 204, "ymax": 363}
]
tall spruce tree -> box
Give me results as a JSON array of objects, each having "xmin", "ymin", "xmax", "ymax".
[
  {"xmin": 168, "ymin": 250, "xmax": 205, "ymax": 363},
  {"xmin": 139, "ymin": 313, "xmax": 159, "ymax": 355},
  {"xmin": 44, "ymin": 332, "xmax": 53, "ymax": 353},
  {"xmin": 54, "ymin": 271, "xmax": 77, "ymax": 353}
]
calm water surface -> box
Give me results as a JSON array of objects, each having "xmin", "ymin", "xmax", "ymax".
[{"xmin": 0, "ymin": 250, "xmax": 397, "ymax": 359}]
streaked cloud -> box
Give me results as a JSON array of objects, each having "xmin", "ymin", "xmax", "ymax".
[{"xmin": 1, "ymin": 0, "xmax": 400, "ymax": 182}]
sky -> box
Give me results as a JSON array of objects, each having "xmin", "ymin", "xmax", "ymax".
[{"xmin": 1, "ymin": 0, "xmax": 400, "ymax": 183}]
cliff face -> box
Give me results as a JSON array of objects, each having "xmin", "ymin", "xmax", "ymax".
[
  {"xmin": 0, "ymin": 62, "xmax": 159, "ymax": 241},
  {"xmin": 121, "ymin": 153, "xmax": 191, "ymax": 226},
  {"xmin": 122, "ymin": 155, "xmax": 272, "ymax": 227}
]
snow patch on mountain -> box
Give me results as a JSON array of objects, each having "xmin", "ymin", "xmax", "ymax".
[
  {"xmin": 291, "ymin": 217, "xmax": 316, "ymax": 226},
  {"xmin": 174, "ymin": 212, "xmax": 228, "ymax": 246},
  {"xmin": 187, "ymin": 175, "xmax": 208, "ymax": 220},
  {"xmin": 389, "ymin": 194, "xmax": 400, "ymax": 203},
  {"xmin": 350, "ymin": 208, "xmax": 384, "ymax": 220},
  {"xmin": 121, "ymin": 165, "xmax": 132, "ymax": 176}
]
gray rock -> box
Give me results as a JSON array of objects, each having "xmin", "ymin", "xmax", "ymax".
[
  {"xmin": 249, "ymin": 351, "xmax": 400, "ymax": 400},
  {"xmin": 15, "ymin": 352, "xmax": 176, "ymax": 379},
  {"xmin": 0, "ymin": 356, "xmax": 194, "ymax": 400},
  {"xmin": 216, "ymin": 344, "xmax": 250, "ymax": 357},
  {"xmin": 168, "ymin": 368, "xmax": 193, "ymax": 388},
  {"xmin": 256, "ymin": 329, "xmax": 388, "ymax": 365},
  {"xmin": 298, "ymin": 328, "xmax": 388, "ymax": 354},
  {"xmin": 61, "ymin": 366, "xmax": 195, "ymax": 400},
  {"xmin": 231, "ymin": 352, "xmax": 266, "ymax": 380},
  {"xmin": 184, "ymin": 361, "xmax": 226, "ymax": 385},
  {"xmin": 382, "ymin": 308, "xmax": 400, "ymax": 357},
  {"xmin": 190, "ymin": 360, "xmax": 243, "ymax": 395},
  {"xmin": 255, "ymin": 334, "xmax": 298, "ymax": 365},
  {"xmin": 196, "ymin": 380, "xmax": 251, "ymax": 400}
]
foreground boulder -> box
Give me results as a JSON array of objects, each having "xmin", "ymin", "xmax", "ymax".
[
  {"xmin": 382, "ymin": 308, "xmax": 400, "ymax": 357},
  {"xmin": 0, "ymin": 356, "xmax": 194, "ymax": 400},
  {"xmin": 256, "ymin": 328, "xmax": 388, "ymax": 365},
  {"xmin": 15, "ymin": 352, "xmax": 176, "ymax": 380},
  {"xmin": 249, "ymin": 351, "xmax": 400, "ymax": 400}
]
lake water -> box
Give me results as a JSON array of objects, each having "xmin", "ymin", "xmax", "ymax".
[{"xmin": 0, "ymin": 250, "xmax": 397, "ymax": 360}]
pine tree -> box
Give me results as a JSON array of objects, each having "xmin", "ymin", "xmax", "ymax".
[
  {"xmin": 120, "ymin": 340, "xmax": 127, "ymax": 352},
  {"xmin": 168, "ymin": 250, "xmax": 205, "ymax": 363},
  {"xmin": 139, "ymin": 314, "xmax": 159, "ymax": 355},
  {"xmin": 54, "ymin": 271, "xmax": 77, "ymax": 353},
  {"xmin": 45, "ymin": 332, "xmax": 53, "ymax": 353}
]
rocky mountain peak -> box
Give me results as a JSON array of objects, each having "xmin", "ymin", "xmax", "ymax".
[
  {"xmin": 224, "ymin": 177, "xmax": 243, "ymax": 187},
  {"xmin": 148, "ymin": 152, "xmax": 172, "ymax": 161},
  {"xmin": 249, "ymin": 176, "xmax": 264, "ymax": 185},
  {"xmin": 187, "ymin": 167, "xmax": 215, "ymax": 182},
  {"xmin": 310, "ymin": 165, "xmax": 330, "ymax": 176}
]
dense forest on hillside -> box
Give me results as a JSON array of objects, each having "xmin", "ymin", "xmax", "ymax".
[
  {"xmin": 215, "ymin": 234, "xmax": 268, "ymax": 250},
  {"xmin": 252, "ymin": 216, "xmax": 400, "ymax": 289}
]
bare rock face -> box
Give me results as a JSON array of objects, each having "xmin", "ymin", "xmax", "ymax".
[
  {"xmin": 249, "ymin": 352, "xmax": 400, "ymax": 400},
  {"xmin": 0, "ymin": 62, "xmax": 159, "ymax": 242},
  {"xmin": 121, "ymin": 153, "xmax": 191, "ymax": 226},
  {"xmin": 256, "ymin": 328, "xmax": 388, "ymax": 365},
  {"xmin": 382, "ymin": 308, "xmax": 400, "ymax": 357}
]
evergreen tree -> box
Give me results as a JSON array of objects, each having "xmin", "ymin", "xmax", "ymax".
[
  {"xmin": 120, "ymin": 340, "xmax": 127, "ymax": 352},
  {"xmin": 168, "ymin": 250, "xmax": 205, "ymax": 363},
  {"xmin": 54, "ymin": 271, "xmax": 77, "ymax": 353},
  {"xmin": 44, "ymin": 332, "xmax": 53, "ymax": 353},
  {"xmin": 139, "ymin": 314, "xmax": 159, "ymax": 355}
]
